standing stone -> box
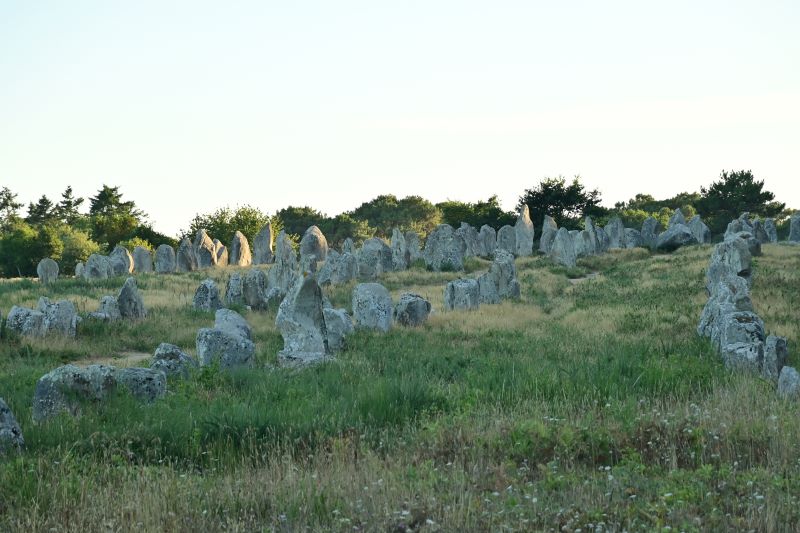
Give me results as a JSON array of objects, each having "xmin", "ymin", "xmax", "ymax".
[
  {"xmin": 456, "ymin": 223, "xmax": 480, "ymax": 259},
  {"xmin": 514, "ymin": 205, "xmax": 534, "ymax": 257},
  {"xmin": 405, "ymin": 232, "xmax": 423, "ymax": 263},
  {"xmin": 229, "ymin": 231, "xmax": 252, "ymax": 267},
  {"xmin": 215, "ymin": 308, "xmax": 253, "ymax": 340},
  {"xmin": 764, "ymin": 218, "xmax": 778, "ymax": 243},
  {"xmin": 705, "ymin": 236, "xmax": 753, "ymax": 291},
  {"xmin": 151, "ymin": 343, "xmax": 197, "ymax": 378},
  {"xmin": 549, "ymin": 228, "xmax": 577, "ymax": 268},
  {"xmin": 478, "ymin": 225, "xmax": 497, "ymax": 258},
  {"xmin": 194, "ymin": 229, "xmax": 217, "ymax": 268},
  {"xmin": 790, "ymin": 213, "xmax": 800, "ymax": 243},
  {"xmin": 778, "ymin": 366, "xmax": 800, "ymax": 400},
  {"xmin": 423, "ymin": 225, "xmax": 466, "ymax": 272},
  {"xmin": 37, "ymin": 297, "xmax": 78, "ymax": 337},
  {"xmin": 83, "ymin": 254, "xmax": 113, "ymax": 280},
  {"xmin": 750, "ymin": 219, "xmax": 770, "ymax": 245},
  {"xmin": 584, "ymin": 217, "xmax": 602, "ymax": 255},
  {"xmin": 6, "ymin": 306, "xmax": 45, "ymax": 337},
  {"xmin": 595, "ymin": 226, "xmax": 610, "ymax": 253},
  {"xmin": 358, "ymin": 237, "xmax": 393, "ymax": 279},
  {"xmin": 668, "ymin": 208, "xmax": 686, "ymax": 227},
  {"xmin": 318, "ymin": 251, "xmax": 358, "ymax": 285},
  {"xmin": 623, "ymin": 228, "xmax": 644, "ymax": 249},
  {"xmin": 267, "ymin": 231, "xmax": 298, "ymax": 298},
  {"xmin": 276, "ymin": 276, "xmax": 330, "ymax": 365},
  {"xmin": 687, "ymin": 216, "xmax": 711, "ymax": 244},
  {"xmin": 37, "ymin": 258, "xmax": 59, "ymax": 284},
  {"xmin": 225, "ymin": 272, "xmax": 244, "ymax": 306},
  {"xmin": 193, "ymin": 279, "xmax": 223, "ymax": 311},
  {"xmin": 88, "ymin": 295, "xmax": 121, "ymax": 321},
  {"xmin": 176, "ymin": 238, "xmax": 197, "ymax": 272},
  {"xmin": 133, "ymin": 246, "xmax": 153, "ymax": 273},
  {"xmin": 655, "ymin": 224, "xmax": 695, "ymax": 252},
  {"xmin": 641, "ymin": 217, "xmax": 660, "ymax": 249},
  {"xmin": 0, "ymin": 398, "xmax": 24, "ymax": 454},
  {"xmin": 496, "ymin": 225, "xmax": 516, "ymax": 255},
  {"xmin": 154, "ymin": 244, "xmax": 177, "ymax": 273},
  {"xmin": 75, "ymin": 262, "xmax": 84, "ymax": 278},
  {"xmin": 605, "ymin": 218, "xmax": 625, "ymax": 249},
  {"xmin": 243, "ymin": 268, "xmax": 271, "ymax": 310},
  {"xmin": 323, "ymin": 308, "xmax": 354, "ymax": 352},
  {"xmin": 573, "ymin": 230, "xmax": 593, "ymax": 259},
  {"xmin": 32, "ymin": 364, "xmax": 118, "ymax": 422},
  {"xmin": 444, "ymin": 278, "xmax": 480, "ymax": 311},
  {"xmin": 391, "ymin": 228, "xmax": 408, "ymax": 271},
  {"xmin": 478, "ymin": 250, "xmax": 521, "ymax": 304},
  {"xmin": 118, "ymin": 277, "xmax": 146, "ymax": 319},
  {"xmin": 214, "ymin": 239, "xmax": 229, "ymax": 266},
  {"xmin": 393, "ymin": 293, "xmax": 432, "ymax": 326},
  {"xmin": 342, "ymin": 238, "xmax": 355, "ymax": 255},
  {"xmin": 762, "ymin": 335, "xmax": 788, "ymax": 383},
  {"xmin": 300, "ymin": 226, "xmax": 329, "ymax": 263},
  {"xmin": 352, "ymin": 283, "xmax": 393, "ymax": 332},
  {"xmin": 724, "ymin": 213, "xmax": 754, "ymax": 241},
  {"xmin": 109, "ymin": 245, "xmax": 134, "ymax": 275},
  {"xmin": 539, "ymin": 216, "xmax": 558, "ymax": 254},
  {"xmin": 196, "ymin": 310, "xmax": 255, "ymax": 370},
  {"xmin": 115, "ymin": 368, "xmax": 167, "ymax": 403},
  {"xmin": 253, "ymin": 223, "xmax": 274, "ymax": 264}
]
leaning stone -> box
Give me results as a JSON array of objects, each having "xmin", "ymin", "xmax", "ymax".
[
  {"xmin": 253, "ymin": 223, "xmax": 274, "ymax": 264},
  {"xmin": 194, "ymin": 229, "xmax": 218, "ymax": 268},
  {"xmin": 32, "ymin": 364, "xmax": 117, "ymax": 422},
  {"xmin": 444, "ymin": 278, "xmax": 480, "ymax": 311},
  {"xmin": 323, "ymin": 308, "xmax": 354, "ymax": 352},
  {"xmin": 358, "ymin": 237, "xmax": 393, "ymax": 279},
  {"xmin": 176, "ymin": 238, "xmax": 197, "ymax": 272},
  {"xmin": 655, "ymin": 224, "xmax": 695, "ymax": 252},
  {"xmin": 762, "ymin": 335, "xmax": 788, "ymax": 384},
  {"xmin": 196, "ymin": 328, "xmax": 255, "ymax": 370},
  {"xmin": 151, "ymin": 343, "xmax": 198, "ymax": 378},
  {"xmin": 641, "ymin": 217, "xmax": 660, "ymax": 249},
  {"xmin": 229, "ymin": 231, "xmax": 253, "ymax": 266},
  {"xmin": 214, "ymin": 239, "xmax": 228, "ymax": 266},
  {"xmin": 352, "ymin": 283, "xmax": 393, "ymax": 332},
  {"xmin": 214, "ymin": 308, "xmax": 253, "ymax": 340},
  {"xmin": 424, "ymin": 225, "xmax": 466, "ymax": 272},
  {"xmin": 478, "ymin": 225, "xmax": 497, "ymax": 258},
  {"xmin": 0, "ymin": 398, "xmax": 24, "ymax": 454},
  {"xmin": 778, "ymin": 366, "xmax": 800, "ymax": 400},
  {"xmin": 154, "ymin": 244, "xmax": 177, "ymax": 273},
  {"xmin": 114, "ymin": 367, "xmax": 166, "ymax": 403},
  {"xmin": 687, "ymin": 216, "xmax": 711, "ymax": 244},
  {"xmin": 109, "ymin": 245, "xmax": 134, "ymax": 276},
  {"xmin": 604, "ymin": 217, "xmax": 625, "ymax": 249},
  {"xmin": 668, "ymin": 208, "xmax": 686, "ymax": 227},
  {"xmin": 5, "ymin": 306, "xmax": 46, "ymax": 337},
  {"xmin": 514, "ymin": 205, "xmax": 535, "ymax": 257},
  {"xmin": 37, "ymin": 258, "xmax": 59, "ymax": 284},
  {"xmin": 300, "ymin": 226, "xmax": 329, "ymax": 263},
  {"xmin": 83, "ymin": 253, "xmax": 113, "ymax": 280},
  {"xmin": 549, "ymin": 227, "xmax": 577, "ymax": 268},
  {"xmin": 393, "ymin": 293, "xmax": 432, "ymax": 326},
  {"xmin": 133, "ymin": 246, "xmax": 153, "ymax": 273},
  {"xmin": 118, "ymin": 277, "xmax": 146, "ymax": 319},
  {"xmin": 539, "ymin": 216, "xmax": 558, "ymax": 254},
  {"xmin": 496, "ymin": 225, "xmax": 516, "ymax": 255},
  {"xmin": 276, "ymin": 276, "xmax": 330, "ymax": 364},
  {"xmin": 193, "ymin": 279, "xmax": 223, "ymax": 311}
]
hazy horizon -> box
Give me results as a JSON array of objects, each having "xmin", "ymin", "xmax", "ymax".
[{"xmin": 2, "ymin": 1, "xmax": 798, "ymax": 236}]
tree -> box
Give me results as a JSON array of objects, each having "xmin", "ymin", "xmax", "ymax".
[
  {"xmin": 87, "ymin": 185, "xmax": 145, "ymax": 250},
  {"xmin": 25, "ymin": 195, "xmax": 58, "ymax": 225},
  {"xmin": 518, "ymin": 176, "xmax": 605, "ymax": 230},
  {"xmin": 0, "ymin": 187, "xmax": 22, "ymax": 229},
  {"xmin": 275, "ymin": 206, "xmax": 327, "ymax": 238},
  {"xmin": 89, "ymin": 184, "xmax": 142, "ymax": 217},
  {"xmin": 55, "ymin": 186, "xmax": 85, "ymax": 224},
  {"xmin": 0, "ymin": 220, "xmax": 63, "ymax": 277},
  {"xmin": 57, "ymin": 225, "xmax": 101, "ymax": 275},
  {"xmin": 184, "ymin": 205, "xmax": 274, "ymax": 245},
  {"xmin": 696, "ymin": 170, "xmax": 786, "ymax": 234},
  {"xmin": 350, "ymin": 195, "xmax": 441, "ymax": 237},
  {"xmin": 437, "ymin": 195, "xmax": 515, "ymax": 229},
  {"xmin": 318, "ymin": 213, "xmax": 374, "ymax": 247}
]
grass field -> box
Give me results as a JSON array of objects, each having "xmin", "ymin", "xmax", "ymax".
[{"xmin": 1, "ymin": 245, "xmax": 799, "ymax": 531}]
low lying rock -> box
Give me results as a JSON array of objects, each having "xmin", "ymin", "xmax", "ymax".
[
  {"xmin": 151, "ymin": 343, "xmax": 197, "ymax": 378},
  {"xmin": 323, "ymin": 307, "xmax": 354, "ymax": 352},
  {"xmin": 352, "ymin": 283, "xmax": 393, "ymax": 332},
  {"xmin": 83, "ymin": 253, "xmax": 113, "ymax": 280},
  {"xmin": 778, "ymin": 366, "xmax": 800, "ymax": 400},
  {"xmin": 656, "ymin": 224, "xmax": 695, "ymax": 252},
  {"xmin": 0, "ymin": 398, "xmax": 24, "ymax": 453},
  {"xmin": 115, "ymin": 368, "xmax": 167, "ymax": 402},
  {"xmin": 88, "ymin": 295, "xmax": 121, "ymax": 321},
  {"xmin": 196, "ymin": 327, "xmax": 255, "ymax": 370},
  {"xmin": 393, "ymin": 293, "xmax": 431, "ymax": 326},
  {"xmin": 444, "ymin": 278, "xmax": 480, "ymax": 311},
  {"xmin": 193, "ymin": 279, "xmax": 223, "ymax": 311}
]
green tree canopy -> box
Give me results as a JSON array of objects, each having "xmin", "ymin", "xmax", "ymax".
[
  {"xmin": 696, "ymin": 170, "xmax": 786, "ymax": 234},
  {"xmin": 275, "ymin": 206, "xmax": 327, "ymax": 238},
  {"xmin": 89, "ymin": 184, "xmax": 142, "ymax": 217},
  {"xmin": 0, "ymin": 187, "xmax": 23, "ymax": 229},
  {"xmin": 518, "ymin": 176, "xmax": 606, "ymax": 230},
  {"xmin": 55, "ymin": 186, "xmax": 85, "ymax": 224},
  {"xmin": 25, "ymin": 195, "xmax": 58, "ymax": 225},
  {"xmin": 184, "ymin": 205, "xmax": 275, "ymax": 246},
  {"xmin": 437, "ymin": 195, "xmax": 515, "ymax": 229},
  {"xmin": 350, "ymin": 195, "xmax": 441, "ymax": 237},
  {"xmin": 0, "ymin": 220, "xmax": 64, "ymax": 277}
]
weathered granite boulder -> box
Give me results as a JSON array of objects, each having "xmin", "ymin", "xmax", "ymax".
[
  {"xmin": 276, "ymin": 276, "xmax": 330, "ymax": 365},
  {"xmin": 194, "ymin": 229, "xmax": 217, "ymax": 268},
  {"xmin": 496, "ymin": 225, "xmax": 516, "ymax": 255},
  {"xmin": 393, "ymin": 293, "xmax": 432, "ymax": 326},
  {"xmin": 687, "ymin": 216, "xmax": 711, "ymax": 244},
  {"xmin": 151, "ymin": 343, "xmax": 197, "ymax": 378},
  {"xmin": 724, "ymin": 213, "xmax": 754, "ymax": 241},
  {"xmin": 424, "ymin": 225, "xmax": 466, "ymax": 271},
  {"xmin": 750, "ymin": 219, "xmax": 770, "ymax": 245},
  {"xmin": 267, "ymin": 231, "xmax": 298, "ymax": 298},
  {"xmin": 778, "ymin": 366, "xmax": 800, "ymax": 400},
  {"xmin": 109, "ymin": 245, "xmax": 134, "ymax": 276},
  {"xmin": 391, "ymin": 228, "xmax": 408, "ymax": 270},
  {"xmin": 668, "ymin": 208, "xmax": 686, "ymax": 227},
  {"xmin": 478, "ymin": 225, "xmax": 497, "ymax": 259},
  {"xmin": 176, "ymin": 238, "xmax": 197, "ymax": 272},
  {"xmin": 229, "ymin": 231, "xmax": 252, "ymax": 266},
  {"xmin": 584, "ymin": 217, "xmax": 602, "ymax": 255},
  {"xmin": 115, "ymin": 368, "xmax": 167, "ymax": 403},
  {"xmin": 242, "ymin": 268, "xmax": 272, "ymax": 310},
  {"xmin": 133, "ymin": 246, "xmax": 153, "ymax": 273},
  {"xmin": 214, "ymin": 308, "xmax": 253, "ymax": 340},
  {"xmin": 722, "ymin": 341, "xmax": 763, "ymax": 374},
  {"xmin": 539, "ymin": 216, "xmax": 558, "ymax": 254},
  {"xmin": 342, "ymin": 237, "xmax": 355, "ymax": 255},
  {"xmin": 655, "ymin": 224, "xmax": 695, "ymax": 252},
  {"xmin": 573, "ymin": 230, "xmax": 593, "ymax": 259},
  {"xmin": 300, "ymin": 226, "xmax": 328, "ymax": 263},
  {"xmin": 358, "ymin": 237, "xmax": 393, "ymax": 279},
  {"xmin": 595, "ymin": 226, "xmax": 610, "ymax": 253},
  {"xmin": 515, "ymin": 205, "xmax": 534, "ymax": 257},
  {"xmin": 225, "ymin": 272, "xmax": 244, "ymax": 306},
  {"xmin": 705, "ymin": 236, "xmax": 753, "ymax": 291},
  {"xmin": 405, "ymin": 232, "xmax": 423, "ymax": 263},
  {"xmin": 196, "ymin": 326, "xmax": 255, "ymax": 370},
  {"xmin": 731, "ymin": 231, "xmax": 761, "ymax": 257},
  {"xmin": 456, "ymin": 223, "xmax": 480, "ymax": 259},
  {"xmin": 697, "ymin": 273, "xmax": 752, "ymax": 340},
  {"xmin": 549, "ymin": 228, "xmax": 577, "ymax": 268},
  {"xmin": 764, "ymin": 218, "xmax": 778, "ymax": 243},
  {"xmin": 318, "ymin": 250, "xmax": 358, "ymax": 286},
  {"xmin": 37, "ymin": 258, "xmax": 59, "ymax": 284},
  {"xmin": 789, "ymin": 213, "xmax": 800, "ymax": 243},
  {"xmin": 88, "ymin": 295, "xmax": 121, "ymax": 321},
  {"xmin": 83, "ymin": 253, "xmax": 113, "ymax": 280},
  {"xmin": 193, "ymin": 279, "xmax": 223, "ymax": 311},
  {"xmin": 5, "ymin": 306, "xmax": 44, "ymax": 337},
  {"xmin": 33, "ymin": 364, "xmax": 117, "ymax": 422},
  {"xmin": 253, "ymin": 223, "xmax": 274, "ymax": 264},
  {"xmin": 762, "ymin": 335, "xmax": 788, "ymax": 384},
  {"xmin": 154, "ymin": 244, "xmax": 177, "ymax": 273},
  {"xmin": 118, "ymin": 277, "xmax": 146, "ymax": 319},
  {"xmin": 352, "ymin": 283, "xmax": 393, "ymax": 332},
  {"xmin": 37, "ymin": 297, "xmax": 78, "ymax": 337},
  {"xmin": 623, "ymin": 228, "xmax": 644, "ymax": 249},
  {"xmin": 444, "ymin": 278, "xmax": 480, "ymax": 311},
  {"xmin": 641, "ymin": 217, "xmax": 660, "ymax": 249},
  {"xmin": 605, "ymin": 217, "xmax": 625, "ymax": 249},
  {"xmin": 74, "ymin": 262, "xmax": 84, "ymax": 278},
  {"xmin": 214, "ymin": 240, "xmax": 228, "ymax": 266},
  {"xmin": 0, "ymin": 398, "xmax": 24, "ymax": 453},
  {"xmin": 718, "ymin": 311, "xmax": 765, "ymax": 353},
  {"xmin": 323, "ymin": 308, "xmax": 354, "ymax": 352},
  {"xmin": 478, "ymin": 250, "xmax": 520, "ymax": 304}
]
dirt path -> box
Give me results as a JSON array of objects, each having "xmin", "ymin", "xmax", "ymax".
[{"xmin": 72, "ymin": 351, "xmax": 151, "ymax": 368}]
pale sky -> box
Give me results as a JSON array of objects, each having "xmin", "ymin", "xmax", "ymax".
[{"xmin": 2, "ymin": 1, "xmax": 798, "ymax": 236}]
